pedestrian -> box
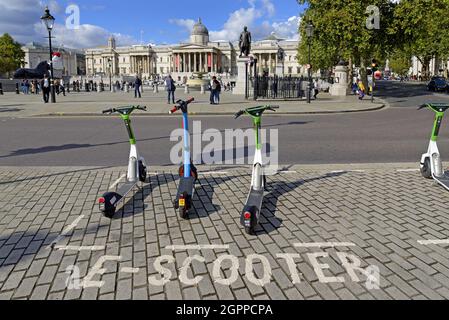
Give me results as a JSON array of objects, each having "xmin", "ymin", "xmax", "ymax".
[
  {"xmin": 209, "ymin": 76, "xmax": 220, "ymax": 105},
  {"xmin": 357, "ymin": 80, "xmax": 366, "ymax": 100},
  {"xmin": 134, "ymin": 76, "xmax": 142, "ymax": 98},
  {"xmin": 165, "ymin": 75, "xmax": 176, "ymax": 104},
  {"xmin": 313, "ymin": 78, "xmax": 320, "ymax": 99},
  {"xmin": 25, "ymin": 79, "xmax": 30, "ymax": 94},
  {"xmin": 60, "ymin": 80, "xmax": 66, "ymax": 96},
  {"xmin": 41, "ymin": 75, "xmax": 50, "ymax": 103}
]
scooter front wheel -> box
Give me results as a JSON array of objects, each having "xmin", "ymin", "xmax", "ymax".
[
  {"xmin": 421, "ymin": 158, "xmax": 432, "ymax": 179},
  {"xmin": 139, "ymin": 161, "xmax": 147, "ymax": 183}
]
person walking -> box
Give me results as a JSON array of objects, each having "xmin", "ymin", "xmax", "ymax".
[
  {"xmin": 357, "ymin": 80, "xmax": 366, "ymax": 100},
  {"xmin": 134, "ymin": 76, "xmax": 142, "ymax": 98},
  {"xmin": 313, "ymin": 78, "xmax": 320, "ymax": 99},
  {"xmin": 210, "ymin": 76, "xmax": 220, "ymax": 105},
  {"xmin": 165, "ymin": 75, "xmax": 176, "ymax": 104},
  {"xmin": 41, "ymin": 75, "xmax": 50, "ymax": 103}
]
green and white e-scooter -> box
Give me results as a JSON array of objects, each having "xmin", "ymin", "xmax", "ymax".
[
  {"xmin": 235, "ymin": 105, "xmax": 279, "ymax": 235},
  {"xmin": 99, "ymin": 105, "xmax": 148, "ymax": 218},
  {"xmin": 420, "ymin": 103, "xmax": 449, "ymax": 190}
]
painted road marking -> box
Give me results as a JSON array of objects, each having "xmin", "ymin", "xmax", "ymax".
[
  {"xmin": 166, "ymin": 245, "xmax": 230, "ymax": 251},
  {"xmin": 109, "ymin": 174, "xmax": 126, "ymax": 189},
  {"xmin": 121, "ymin": 267, "xmax": 140, "ymax": 274},
  {"xmin": 200, "ymin": 172, "xmax": 230, "ymax": 175},
  {"xmin": 397, "ymin": 169, "xmax": 420, "ymax": 172},
  {"xmin": 55, "ymin": 245, "xmax": 106, "ymax": 251},
  {"xmin": 294, "ymin": 242, "xmax": 357, "ymax": 248},
  {"xmin": 48, "ymin": 215, "xmax": 85, "ymax": 248},
  {"xmin": 418, "ymin": 239, "xmax": 449, "ymax": 246}
]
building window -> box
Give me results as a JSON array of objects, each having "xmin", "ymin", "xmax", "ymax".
[
  {"xmin": 297, "ymin": 67, "xmax": 301, "ymax": 74},
  {"xmin": 123, "ymin": 58, "xmax": 125, "ymax": 63},
  {"xmin": 288, "ymin": 67, "xmax": 292, "ymax": 74},
  {"xmin": 160, "ymin": 67, "xmax": 164, "ymax": 73}
]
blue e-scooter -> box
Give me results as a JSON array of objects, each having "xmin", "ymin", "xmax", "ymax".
[{"xmin": 169, "ymin": 98, "xmax": 198, "ymax": 219}]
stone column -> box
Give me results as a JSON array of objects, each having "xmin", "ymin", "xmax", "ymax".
[
  {"xmin": 269, "ymin": 54, "xmax": 272, "ymax": 75},
  {"xmin": 199, "ymin": 53, "xmax": 203, "ymax": 72},
  {"xmin": 194, "ymin": 53, "xmax": 197, "ymax": 72}
]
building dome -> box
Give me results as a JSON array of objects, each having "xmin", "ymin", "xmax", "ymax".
[{"xmin": 191, "ymin": 18, "xmax": 209, "ymax": 36}]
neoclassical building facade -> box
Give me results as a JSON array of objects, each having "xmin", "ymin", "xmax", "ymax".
[{"xmin": 84, "ymin": 19, "xmax": 302, "ymax": 80}]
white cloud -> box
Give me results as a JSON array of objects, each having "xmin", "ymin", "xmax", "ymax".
[
  {"xmin": 169, "ymin": 18, "xmax": 196, "ymax": 32},
  {"xmin": 0, "ymin": 0, "xmax": 136, "ymax": 48},
  {"xmin": 169, "ymin": 0, "xmax": 299, "ymax": 43}
]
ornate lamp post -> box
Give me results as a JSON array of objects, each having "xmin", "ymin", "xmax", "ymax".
[
  {"xmin": 306, "ymin": 22, "xmax": 314, "ymax": 104},
  {"xmin": 41, "ymin": 6, "xmax": 56, "ymax": 103},
  {"xmin": 108, "ymin": 58, "xmax": 112, "ymax": 92}
]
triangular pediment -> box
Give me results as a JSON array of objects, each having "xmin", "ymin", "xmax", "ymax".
[{"xmin": 173, "ymin": 43, "xmax": 210, "ymax": 50}]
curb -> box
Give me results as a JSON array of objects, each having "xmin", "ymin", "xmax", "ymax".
[{"xmin": 28, "ymin": 104, "xmax": 386, "ymax": 118}]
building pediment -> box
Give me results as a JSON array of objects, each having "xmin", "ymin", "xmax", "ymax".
[{"xmin": 173, "ymin": 43, "xmax": 211, "ymax": 51}]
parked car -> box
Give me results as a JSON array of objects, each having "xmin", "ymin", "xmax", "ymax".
[{"xmin": 427, "ymin": 76, "xmax": 448, "ymax": 92}]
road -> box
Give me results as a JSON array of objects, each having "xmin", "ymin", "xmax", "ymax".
[{"xmin": 1, "ymin": 81, "xmax": 449, "ymax": 166}]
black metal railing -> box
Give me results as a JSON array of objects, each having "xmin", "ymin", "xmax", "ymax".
[{"xmin": 250, "ymin": 76, "xmax": 306, "ymax": 100}]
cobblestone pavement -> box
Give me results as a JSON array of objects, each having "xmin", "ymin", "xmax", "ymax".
[{"xmin": 2, "ymin": 165, "xmax": 449, "ymax": 300}]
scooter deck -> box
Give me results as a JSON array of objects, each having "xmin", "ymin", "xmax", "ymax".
[
  {"xmin": 115, "ymin": 180, "xmax": 139, "ymax": 206},
  {"xmin": 434, "ymin": 173, "xmax": 449, "ymax": 191}
]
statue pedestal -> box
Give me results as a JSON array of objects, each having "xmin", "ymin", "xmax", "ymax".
[
  {"xmin": 330, "ymin": 65, "xmax": 349, "ymax": 96},
  {"xmin": 276, "ymin": 63, "xmax": 284, "ymax": 77},
  {"xmin": 233, "ymin": 57, "xmax": 251, "ymax": 95}
]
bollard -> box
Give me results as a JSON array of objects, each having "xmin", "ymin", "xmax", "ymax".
[
  {"xmin": 200, "ymin": 84, "xmax": 205, "ymax": 95},
  {"xmin": 0, "ymin": 82, "xmax": 3, "ymax": 95},
  {"xmin": 16, "ymin": 83, "xmax": 20, "ymax": 94},
  {"xmin": 153, "ymin": 84, "xmax": 158, "ymax": 93},
  {"xmin": 184, "ymin": 85, "xmax": 189, "ymax": 94}
]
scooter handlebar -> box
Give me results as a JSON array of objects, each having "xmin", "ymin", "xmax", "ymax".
[
  {"xmin": 102, "ymin": 108, "xmax": 114, "ymax": 114},
  {"xmin": 234, "ymin": 110, "xmax": 245, "ymax": 119},
  {"xmin": 418, "ymin": 104, "xmax": 428, "ymax": 110},
  {"xmin": 136, "ymin": 105, "xmax": 147, "ymax": 111}
]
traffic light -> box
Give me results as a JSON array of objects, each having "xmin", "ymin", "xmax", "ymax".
[{"xmin": 372, "ymin": 59, "xmax": 379, "ymax": 73}]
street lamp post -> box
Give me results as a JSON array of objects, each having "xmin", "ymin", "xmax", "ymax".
[
  {"xmin": 41, "ymin": 7, "xmax": 56, "ymax": 103},
  {"xmin": 306, "ymin": 22, "xmax": 314, "ymax": 104},
  {"xmin": 108, "ymin": 58, "xmax": 112, "ymax": 92}
]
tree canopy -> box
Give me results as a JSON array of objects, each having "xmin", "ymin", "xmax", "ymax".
[
  {"xmin": 391, "ymin": 0, "xmax": 449, "ymax": 77},
  {"xmin": 0, "ymin": 33, "xmax": 25, "ymax": 77},
  {"xmin": 297, "ymin": 0, "xmax": 397, "ymax": 71}
]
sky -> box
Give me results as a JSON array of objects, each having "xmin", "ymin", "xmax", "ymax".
[{"xmin": 0, "ymin": 0, "xmax": 306, "ymax": 49}]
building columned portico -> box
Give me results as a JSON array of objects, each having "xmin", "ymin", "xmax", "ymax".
[{"xmin": 84, "ymin": 19, "xmax": 302, "ymax": 80}]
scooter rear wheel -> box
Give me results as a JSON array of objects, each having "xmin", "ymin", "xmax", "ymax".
[
  {"xmin": 245, "ymin": 227, "xmax": 255, "ymax": 236},
  {"xmin": 421, "ymin": 158, "xmax": 432, "ymax": 179}
]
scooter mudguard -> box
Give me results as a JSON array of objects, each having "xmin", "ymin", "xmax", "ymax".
[
  {"xmin": 241, "ymin": 189, "xmax": 264, "ymax": 228},
  {"xmin": 174, "ymin": 177, "xmax": 196, "ymax": 209},
  {"xmin": 100, "ymin": 192, "xmax": 123, "ymax": 212}
]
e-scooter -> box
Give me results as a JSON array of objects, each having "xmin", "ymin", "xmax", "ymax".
[
  {"xmin": 420, "ymin": 103, "xmax": 449, "ymax": 190},
  {"xmin": 235, "ymin": 105, "xmax": 279, "ymax": 235},
  {"xmin": 169, "ymin": 98, "xmax": 198, "ymax": 219},
  {"xmin": 99, "ymin": 105, "xmax": 148, "ymax": 218}
]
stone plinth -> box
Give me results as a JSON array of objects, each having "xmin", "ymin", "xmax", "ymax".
[
  {"xmin": 233, "ymin": 57, "xmax": 251, "ymax": 95},
  {"xmin": 276, "ymin": 64, "xmax": 284, "ymax": 77},
  {"xmin": 330, "ymin": 65, "xmax": 349, "ymax": 96}
]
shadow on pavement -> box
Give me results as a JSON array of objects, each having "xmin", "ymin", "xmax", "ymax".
[
  {"xmin": 0, "ymin": 166, "xmax": 113, "ymax": 185},
  {"xmin": 0, "ymin": 121, "xmax": 309, "ymax": 160},
  {"xmin": 255, "ymin": 171, "xmax": 347, "ymax": 235}
]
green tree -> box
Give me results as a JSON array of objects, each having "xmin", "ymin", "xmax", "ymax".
[
  {"xmin": 392, "ymin": 0, "xmax": 449, "ymax": 80},
  {"xmin": 0, "ymin": 33, "xmax": 25, "ymax": 77},
  {"xmin": 388, "ymin": 51, "xmax": 412, "ymax": 76},
  {"xmin": 297, "ymin": 0, "xmax": 397, "ymax": 88}
]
